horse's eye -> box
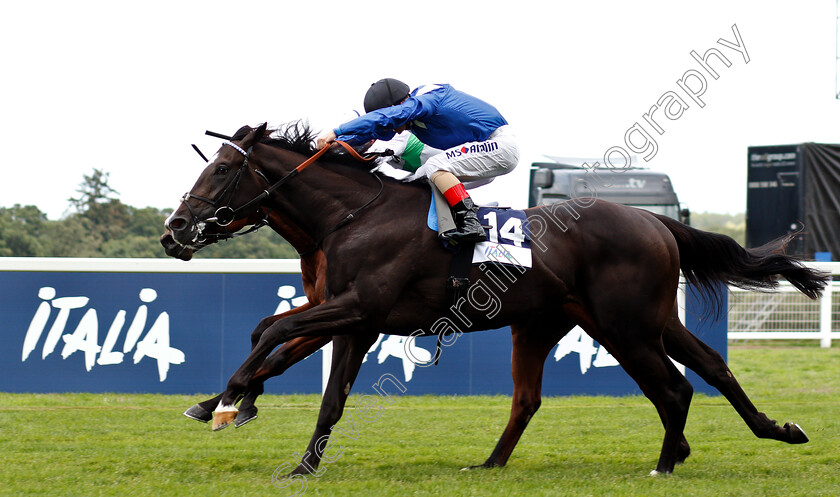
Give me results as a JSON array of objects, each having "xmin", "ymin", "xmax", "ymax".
[{"xmin": 215, "ymin": 165, "xmax": 230, "ymax": 175}]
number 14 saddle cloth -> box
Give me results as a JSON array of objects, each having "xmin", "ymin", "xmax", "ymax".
[{"xmin": 427, "ymin": 188, "xmax": 533, "ymax": 269}]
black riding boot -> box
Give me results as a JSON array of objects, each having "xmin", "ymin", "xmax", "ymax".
[{"xmin": 446, "ymin": 197, "xmax": 486, "ymax": 244}]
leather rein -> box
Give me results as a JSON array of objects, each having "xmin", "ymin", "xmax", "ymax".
[{"xmin": 182, "ymin": 135, "xmax": 385, "ymax": 252}]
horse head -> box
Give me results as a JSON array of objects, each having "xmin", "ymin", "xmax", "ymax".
[
  {"xmin": 165, "ymin": 120, "xmax": 391, "ymax": 259},
  {"xmin": 165, "ymin": 123, "xmax": 271, "ymax": 249}
]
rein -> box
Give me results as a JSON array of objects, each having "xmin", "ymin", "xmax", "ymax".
[
  {"xmin": 297, "ymin": 169, "xmax": 384, "ymax": 257},
  {"xmin": 212, "ymin": 140, "xmax": 376, "ymax": 224}
]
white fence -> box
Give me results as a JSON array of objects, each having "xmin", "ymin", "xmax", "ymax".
[{"xmin": 727, "ymin": 262, "xmax": 840, "ymax": 347}]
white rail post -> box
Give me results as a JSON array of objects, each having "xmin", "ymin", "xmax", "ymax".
[
  {"xmin": 820, "ymin": 279, "xmax": 833, "ymax": 348},
  {"xmin": 321, "ymin": 341, "xmax": 333, "ymax": 394}
]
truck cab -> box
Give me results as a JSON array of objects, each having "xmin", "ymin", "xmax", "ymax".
[{"xmin": 528, "ymin": 160, "xmax": 690, "ymax": 224}]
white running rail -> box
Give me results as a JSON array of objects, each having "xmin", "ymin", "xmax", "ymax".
[{"xmin": 727, "ymin": 262, "xmax": 839, "ymax": 347}]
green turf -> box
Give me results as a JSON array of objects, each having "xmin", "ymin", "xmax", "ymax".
[{"xmin": 1, "ymin": 346, "xmax": 839, "ymax": 497}]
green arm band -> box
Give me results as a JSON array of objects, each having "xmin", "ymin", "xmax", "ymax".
[{"xmin": 401, "ymin": 134, "xmax": 424, "ymax": 173}]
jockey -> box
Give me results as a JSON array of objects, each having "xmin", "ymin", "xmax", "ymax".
[{"xmin": 316, "ymin": 78, "xmax": 520, "ymax": 244}]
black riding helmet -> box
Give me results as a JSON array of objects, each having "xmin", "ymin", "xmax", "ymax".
[{"xmin": 363, "ymin": 78, "xmax": 410, "ymax": 113}]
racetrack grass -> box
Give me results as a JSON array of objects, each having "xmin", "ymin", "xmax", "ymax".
[{"xmin": 1, "ymin": 346, "xmax": 839, "ymax": 497}]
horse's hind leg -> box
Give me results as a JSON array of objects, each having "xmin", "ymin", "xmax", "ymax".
[
  {"xmin": 577, "ymin": 290, "xmax": 692, "ymax": 476},
  {"xmin": 468, "ymin": 319, "xmax": 573, "ymax": 469},
  {"xmin": 662, "ymin": 310, "xmax": 808, "ymax": 444},
  {"xmin": 588, "ymin": 322, "xmax": 691, "ymax": 465},
  {"xmin": 604, "ymin": 333, "xmax": 693, "ymax": 475}
]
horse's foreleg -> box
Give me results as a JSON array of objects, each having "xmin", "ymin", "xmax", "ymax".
[
  {"xmin": 213, "ymin": 294, "xmax": 370, "ymax": 430},
  {"xmin": 212, "ymin": 313, "xmax": 290, "ymax": 430},
  {"xmin": 286, "ymin": 332, "xmax": 379, "ymax": 476},
  {"xmin": 234, "ymin": 335, "xmax": 332, "ymax": 428},
  {"xmin": 468, "ymin": 320, "xmax": 571, "ymax": 469},
  {"xmin": 662, "ymin": 311, "xmax": 808, "ymax": 444},
  {"xmin": 184, "ymin": 302, "xmax": 323, "ymax": 425},
  {"xmin": 185, "ymin": 311, "xmax": 290, "ymax": 424}
]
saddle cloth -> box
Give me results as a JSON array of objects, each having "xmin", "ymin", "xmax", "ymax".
[{"xmin": 427, "ymin": 189, "xmax": 532, "ymax": 268}]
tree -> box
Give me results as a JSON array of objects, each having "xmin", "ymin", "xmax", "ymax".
[
  {"xmin": 68, "ymin": 169, "xmax": 130, "ymax": 243},
  {"xmin": 68, "ymin": 169, "xmax": 120, "ymax": 211},
  {"xmin": 0, "ymin": 206, "xmax": 45, "ymax": 256},
  {"xmin": 39, "ymin": 215, "xmax": 103, "ymax": 257},
  {"xmin": 193, "ymin": 227, "xmax": 299, "ymax": 259},
  {"xmin": 128, "ymin": 207, "xmax": 169, "ymax": 238},
  {"xmin": 102, "ymin": 236, "xmax": 169, "ymax": 258},
  {"xmin": 0, "ymin": 170, "xmax": 299, "ymax": 259}
]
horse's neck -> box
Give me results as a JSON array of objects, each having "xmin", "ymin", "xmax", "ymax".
[
  {"xmin": 264, "ymin": 148, "xmax": 429, "ymax": 240},
  {"xmin": 266, "ymin": 210, "xmax": 314, "ymax": 251}
]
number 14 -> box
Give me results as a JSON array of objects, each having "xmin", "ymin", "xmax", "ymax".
[{"xmin": 483, "ymin": 212, "xmax": 526, "ymax": 247}]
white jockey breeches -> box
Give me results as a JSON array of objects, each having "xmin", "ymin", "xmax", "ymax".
[{"xmin": 407, "ymin": 125, "xmax": 520, "ymax": 186}]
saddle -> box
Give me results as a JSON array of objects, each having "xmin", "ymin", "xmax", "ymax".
[{"xmin": 427, "ymin": 185, "xmax": 532, "ymax": 303}]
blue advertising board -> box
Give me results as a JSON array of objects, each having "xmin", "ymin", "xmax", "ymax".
[{"xmin": 0, "ymin": 259, "xmax": 725, "ymax": 396}]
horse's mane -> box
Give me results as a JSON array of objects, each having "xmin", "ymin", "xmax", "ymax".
[
  {"xmin": 230, "ymin": 121, "xmax": 361, "ymax": 166},
  {"xmin": 232, "ymin": 121, "xmax": 428, "ymax": 187},
  {"xmin": 228, "ymin": 122, "xmax": 312, "ymax": 154}
]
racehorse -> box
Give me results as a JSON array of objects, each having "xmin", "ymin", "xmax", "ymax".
[
  {"xmin": 162, "ymin": 201, "xmax": 813, "ymax": 464},
  {"xmin": 164, "ymin": 122, "xmax": 827, "ymax": 475}
]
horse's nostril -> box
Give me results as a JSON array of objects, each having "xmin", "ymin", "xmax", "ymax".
[{"xmin": 167, "ymin": 216, "xmax": 188, "ymax": 231}]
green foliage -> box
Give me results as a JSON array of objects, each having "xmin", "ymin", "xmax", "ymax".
[
  {"xmin": 0, "ymin": 169, "xmax": 298, "ymax": 259},
  {"xmin": 0, "ymin": 346, "xmax": 838, "ymax": 496},
  {"xmin": 191, "ymin": 227, "xmax": 300, "ymax": 259},
  {"xmin": 691, "ymin": 211, "xmax": 746, "ymax": 246},
  {"xmin": 0, "ymin": 205, "xmax": 45, "ymax": 256},
  {"xmin": 101, "ymin": 235, "xmax": 169, "ymax": 258},
  {"xmin": 39, "ymin": 215, "xmax": 104, "ymax": 257}
]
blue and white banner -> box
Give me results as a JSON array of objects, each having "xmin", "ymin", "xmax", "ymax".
[{"xmin": 0, "ymin": 259, "xmax": 725, "ymax": 396}]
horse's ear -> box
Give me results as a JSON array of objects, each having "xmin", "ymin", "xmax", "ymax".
[{"xmin": 239, "ymin": 122, "xmax": 268, "ymax": 149}]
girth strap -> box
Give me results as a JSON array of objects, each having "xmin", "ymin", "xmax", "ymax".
[{"xmin": 439, "ymin": 242, "xmax": 475, "ymax": 365}]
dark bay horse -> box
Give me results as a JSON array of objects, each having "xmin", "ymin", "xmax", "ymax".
[
  {"xmin": 162, "ymin": 200, "xmax": 812, "ymax": 463},
  {"xmin": 164, "ymin": 123, "xmax": 827, "ymax": 475}
]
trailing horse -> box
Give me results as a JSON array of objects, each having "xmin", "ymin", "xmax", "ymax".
[{"xmin": 164, "ymin": 122, "xmax": 827, "ymax": 475}]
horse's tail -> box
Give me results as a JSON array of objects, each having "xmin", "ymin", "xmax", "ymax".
[{"xmin": 653, "ymin": 214, "xmax": 829, "ymax": 314}]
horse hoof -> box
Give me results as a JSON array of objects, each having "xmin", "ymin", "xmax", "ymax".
[
  {"xmin": 461, "ymin": 462, "xmax": 496, "ymax": 471},
  {"xmin": 183, "ymin": 404, "xmax": 212, "ymax": 423},
  {"xmin": 289, "ymin": 464, "xmax": 315, "ymax": 476},
  {"xmin": 649, "ymin": 469, "xmax": 672, "ymax": 477},
  {"xmin": 235, "ymin": 406, "xmax": 258, "ymax": 428},
  {"xmin": 212, "ymin": 409, "xmax": 237, "ymax": 431},
  {"xmin": 785, "ymin": 422, "xmax": 809, "ymax": 444},
  {"xmin": 676, "ymin": 444, "xmax": 691, "ymax": 465}
]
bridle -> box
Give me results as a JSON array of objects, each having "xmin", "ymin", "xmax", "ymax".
[
  {"xmin": 177, "ymin": 134, "xmax": 385, "ymax": 249},
  {"xmin": 179, "ymin": 141, "xmax": 266, "ymax": 230}
]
